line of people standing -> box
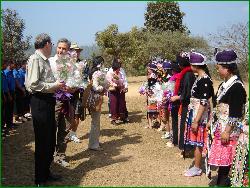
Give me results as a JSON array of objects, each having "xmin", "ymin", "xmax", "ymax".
[
  {"xmin": 2, "ymin": 60, "xmax": 32, "ymax": 136},
  {"xmin": 141, "ymin": 49, "xmax": 247, "ymax": 186}
]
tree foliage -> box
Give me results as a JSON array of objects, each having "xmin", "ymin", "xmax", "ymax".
[
  {"xmin": 209, "ymin": 22, "xmax": 249, "ymax": 80},
  {"xmin": 1, "ymin": 8, "xmax": 31, "ymax": 62},
  {"xmin": 95, "ymin": 24, "xmax": 131, "ymax": 68},
  {"xmin": 144, "ymin": 1, "xmax": 187, "ymax": 33},
  {"xmin": 95, "ymin": 25, "xmax": 209, "ymax": 76}
]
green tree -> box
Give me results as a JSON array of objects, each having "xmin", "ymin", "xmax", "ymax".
[
  {"xmin": 1, "ymin": 8, "xmax": 31, "ymax": 62},
  {"xmin": 144, "ymin": 1, "xmax": 187, "ymax": 33},
  {"xmin": 95, "ymin": 24, "xmax": 130, "ymax": 67},
  {"xmin": 95, "ymin": 25, "xmax": 209, "ymax": 76}
]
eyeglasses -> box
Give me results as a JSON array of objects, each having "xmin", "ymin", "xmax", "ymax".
[{"xmin": 48, "ymin": 42, "xmax": 54, "ymax": 46}]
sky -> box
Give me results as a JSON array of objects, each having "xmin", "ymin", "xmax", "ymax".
[{"xmin": 1, "ymin": 1, "xmax": 249, "ymax": 46}]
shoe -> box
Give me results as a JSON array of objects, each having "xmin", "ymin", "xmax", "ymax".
[
  {"xmin": 47, "ymin": 173, "xmax": 62, "ymax": 182},
  {"xmin": 89, "ymin": 147, "xmax": 104, "ymax": 151},
  {"xmin": 24, "ymin": 113, "xmax": 32, "ymax": 118},
  {"xmin": 67, "ymin": 132, "xmax": 81, "ymax": 143},
  {"xmin": 55, "ymin": 159, "xmax": 70, "ymax": 167},
  {"xmin": 184, "ymin": 166, "xmax": 202, "ymax": 177},
  {"xmin": 111, "ymin": 120, "xmax": 118, "ymax": 125},
  {"xmin": 122, "ymin": 118, "xmax": 129, "ymax": 124},
  {"xmin": 70, "ymin": 135, "xmax": 81, "ymax": 143},
  {"xmin": 18, "ymin": 116, "xmax": 28, "ymax": 122},
  {"xmin": 35, "ymin": 182, "xmax": 47, "ymax": 187},
  {"xmin": 13, "ymin": 118, "xmax": 23, "ymax": 124},
  {"xmin": 161, "ymin": 132, "xmax": 171, "ymax": 139}
]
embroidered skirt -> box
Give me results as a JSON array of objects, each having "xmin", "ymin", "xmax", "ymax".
[
  {"xmin": 208, "ymin": 134, "xmax": 237, "ymax": 166},
  {"xmin": 184, "ymin": 98, "xmax": 210, "ymax": 147}
]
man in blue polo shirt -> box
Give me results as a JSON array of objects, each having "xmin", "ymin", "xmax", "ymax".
[
  {"xmin": 2, "ymin": 61, "xmax": 9, "ymax": 134},
  {"xmin": 19, "ymin": 60, "xmax": 32, "ymax": 120},
  {"xmin": 4, "ymin": 61, "xmax": 16, "ymax": 129},
  {"xmin": 14, "ymin": 61, "xmax": 27, "ymax": 123}
]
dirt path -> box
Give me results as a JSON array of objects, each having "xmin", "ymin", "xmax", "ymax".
[{"xmin": 3, "ymin": 76, "xmax": 248, "ymax": 186}]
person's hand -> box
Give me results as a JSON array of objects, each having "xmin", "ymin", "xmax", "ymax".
[
  {"xmin": 221, "ymin": 131, "xmax": 230, "ymax": 144},
  {"xmin": 170, "ymin": 96, "xmax": 179, "ymax": 102},
  {"xmin": 64, "ymin": 86, "xmax": 77, "ymax": 93},
  {"xmin": 206, "ymin": 120, "xmax": 211, "ymax": 129},
  {"xmin": 55, "ymin": 81, "xmax": 66, "ymax": 90},
  {"xmin": 191, "ymin": 121, "xmax": 198, "ymax": 133},
  {"xmin": 162, "ymin": 97, "xmax": 167, "ymax": 103},
  {"xmin": 100, "ymin": 90, "xmax": 106, "ymax": 96},
  {"xmin": 120, "ymin": 87, "xmax": 128, "ymax": 93}
]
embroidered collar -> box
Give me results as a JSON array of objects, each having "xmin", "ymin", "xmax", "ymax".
[
  {"xmin": 217, "ymin": 75, "xmax": 242, "ymax": 101},
  {"xmin": 222, "ymin": 75, "xmax": 238, "ymax": 90}
]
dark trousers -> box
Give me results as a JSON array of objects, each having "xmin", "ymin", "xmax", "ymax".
[
  {"xmin": 55, "ymin": 101, "xmax": 70, "ymax": 158},
  {"xmin": 179, "ymin": 105, "xmax": 189, "ymax": 150},
  {"xmin": 30, "ymin": 93, "xmax": 56, "ymax": 184},
  {"xmin": 5, "ymin": 91, "xmax": 15, "ymax": 127},
  {"xmin": 15, "ymin": 89, "xmax": 25, "ymax": 116},
  {"xmin": 171, "ymin": 102, "xmax": 180, "ymax": 146},
  {"xmin": 1, "ymin": 93, "xmax": 6, "ymax": 128},
  {"xmin": 23, "ymin": 90, "xmax": 31, "ymax": 113},
  {"xmin": 109, "ymin": 90, "xmax": 127, "ymax": 120},
  {"xmin": 217, "ymin": 166, "xmax": 231, "ymax": 186}
]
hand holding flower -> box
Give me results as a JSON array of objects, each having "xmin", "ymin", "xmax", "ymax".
[{"xmin": 221, "ymin": 131, "xmax": 230, "ymax": 144}]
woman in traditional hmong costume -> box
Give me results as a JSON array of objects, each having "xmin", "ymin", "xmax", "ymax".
[
  {"xmin": 231, "ymin": 102, "xmax": 249, "ymax": 187},
  {"xmin": 170, "ymin": 53, "xmax": 196, "ymax": 153},
  {"xmin": 183, "ymin": 52, "xmax": 214, "ymax": 177},
  {"xmin": 145, "ymin": 62, "xmax": 163, "ymax": 129},
  {"xmin": 208, "ymin": 49, "xmax": 247, "ymax": 186},
  {"xmin": 158, "ymin": 60, "xmax": 172, "ymax": 132}
]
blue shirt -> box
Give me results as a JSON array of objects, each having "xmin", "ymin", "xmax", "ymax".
[
  {"xmin": 4, "ymin": 69, "xmax": 16, "ymax": 92},
  {"xmin": 17, "ymin": 68, "xmax": 26, "ymax": 87},
  {"xmin": 2, "ymin": 70, "xmax": 9, "ymax": 93}
]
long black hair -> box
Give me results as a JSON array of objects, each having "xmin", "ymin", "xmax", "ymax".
[
  {"xmin": 89, "ymin": 56, "xmax": 104, "ymax": 80},
  {"xmin": 192, "ymin": 64, "xmax": 211, "ymax": 78},
  {"xmin": 112, "ymin": 58, "xmax": 121, "ymax": 71},
  {"xmin": 192, "ymin": 64, "xmax": 216, "ymax": 107}
]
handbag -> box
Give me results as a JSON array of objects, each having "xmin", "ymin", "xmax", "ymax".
[
  {"xmin": 82, "ymin": 82, "xmax": 92, "ymax": 108},
  {"xmin": 82, "ymin": 82, "xmax": 103, "ymax": 112}
]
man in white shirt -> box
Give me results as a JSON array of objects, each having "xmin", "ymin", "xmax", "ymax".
[{"xmin": 49, "ymin": 38, "xmax": 77, "ymax": 168}]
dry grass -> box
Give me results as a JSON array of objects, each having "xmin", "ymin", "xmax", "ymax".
[{"xmin": 2, "ymin": 76, "xmax": 248, "ymax": 186}]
